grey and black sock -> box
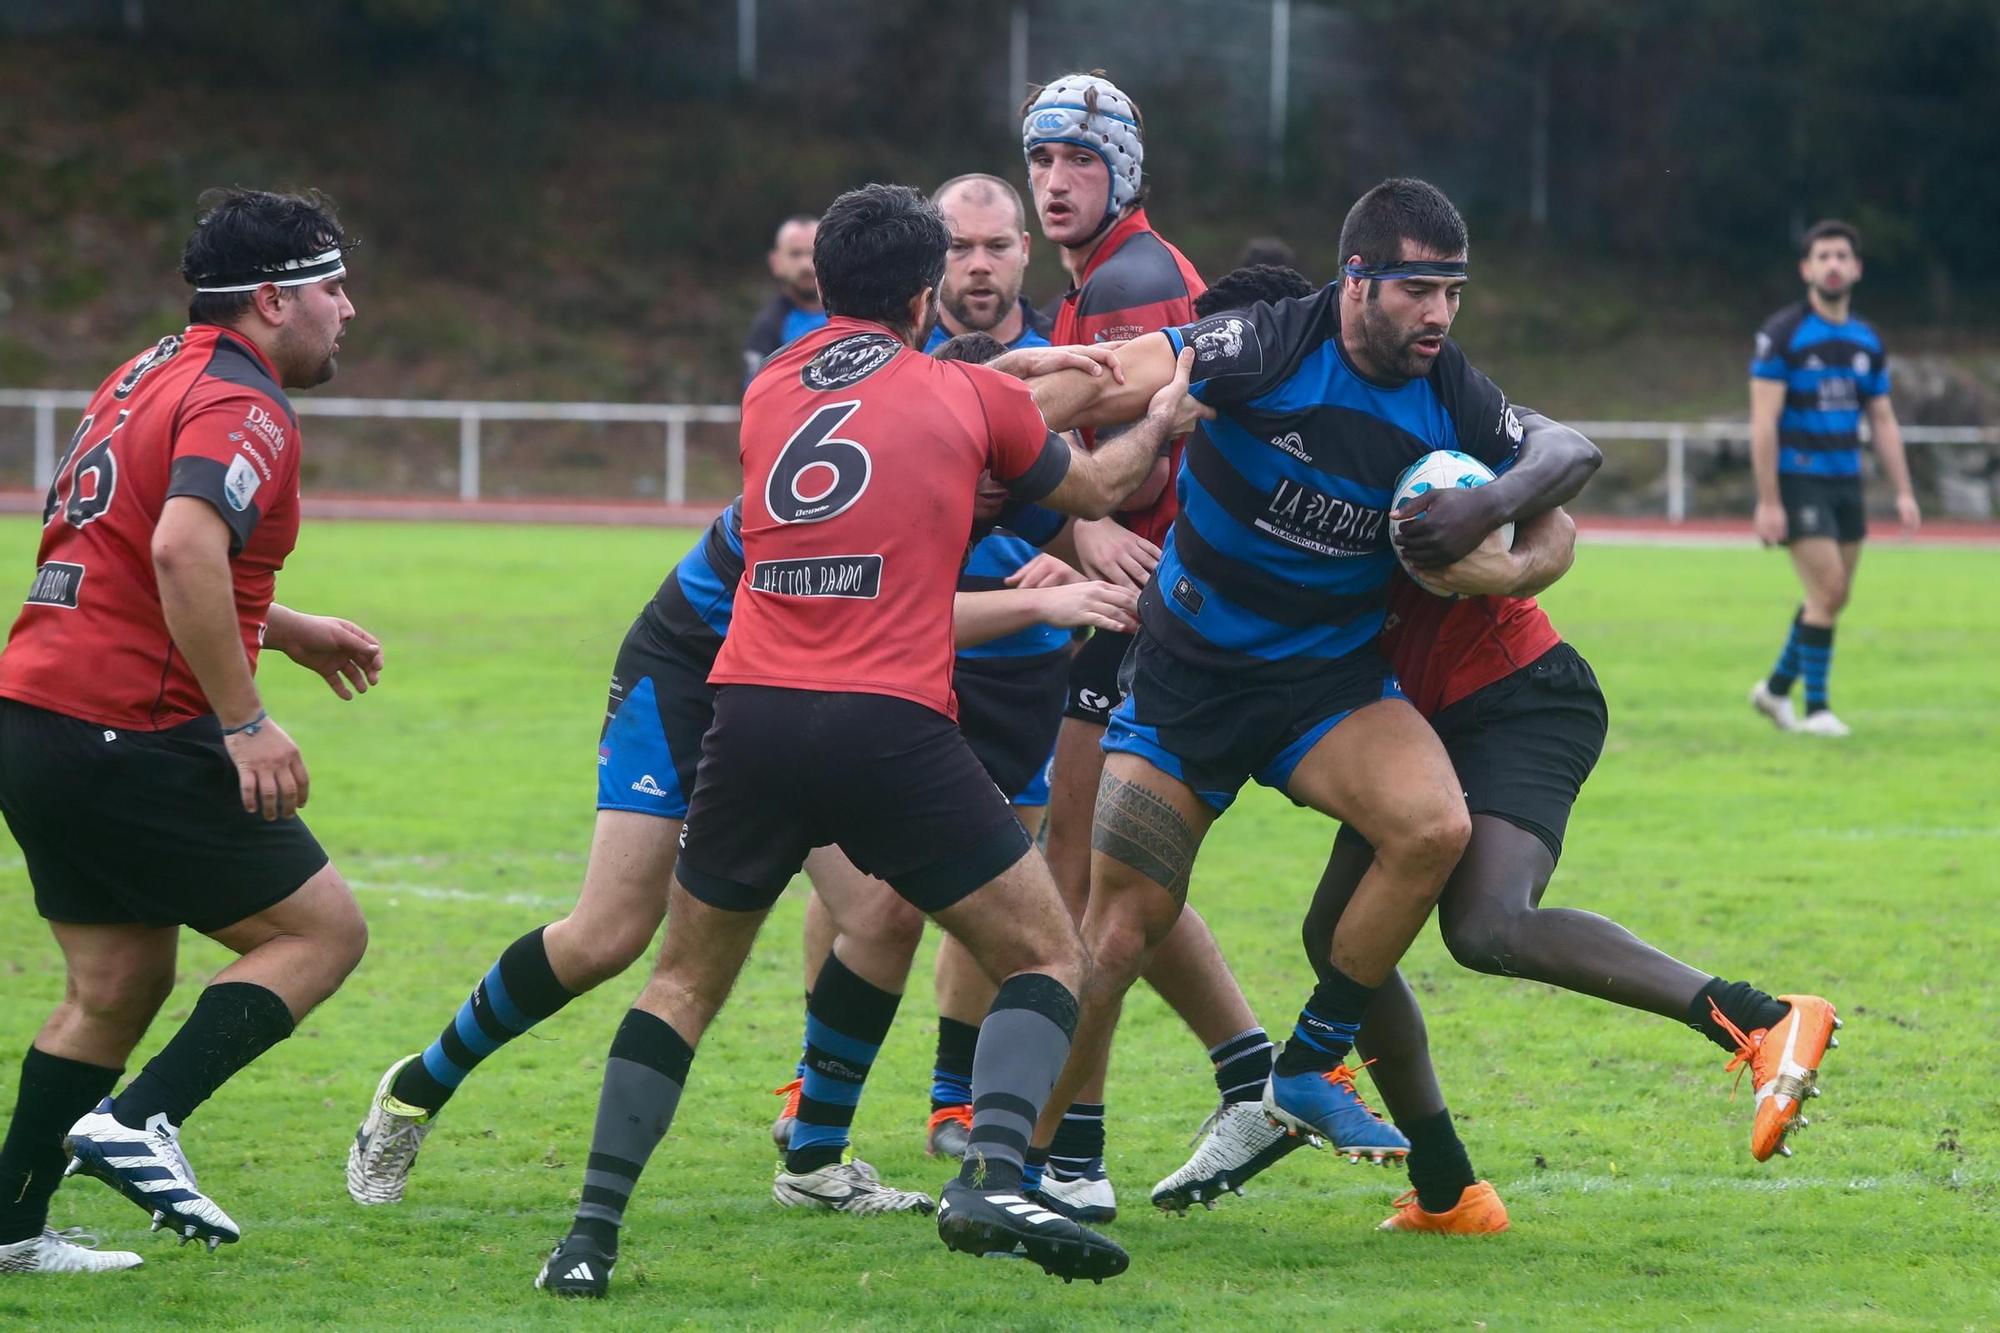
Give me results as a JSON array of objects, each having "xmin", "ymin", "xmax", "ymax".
[
  {"xmin": 956, "ymin": 973, "xmax": 1079, "ymax": 1193},
  {"xmin": 570, "ymin": 1009, "xmax": 694, "ymax": 1255}
]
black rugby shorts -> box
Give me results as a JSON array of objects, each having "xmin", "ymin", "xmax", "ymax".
[
  {"xmin": 1063, "ymin": 628, "xmax": 1132, "ymax": 725},
  {"xmin": 0, "ymin": 698, "xmax": 330, "ymax": 932},
  {"xmin": 1780, "ymin": 473, "xmax": 1867, "ymax": 544},
  {"xmin": 1429, "ymin": 642, "xmax": 1608, "ymax": 861},
  {"xmin": 674, "ymin": 686, "xmax": 1032, "ymax": 914}
]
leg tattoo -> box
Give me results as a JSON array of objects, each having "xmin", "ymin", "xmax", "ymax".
[{"xmin": 1091, "ymin": 771, "xmax": 1200, "ymax": 904}]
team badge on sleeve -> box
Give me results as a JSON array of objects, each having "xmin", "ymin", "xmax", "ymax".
[
  {"xmin": 223, "ymin": 454, "xmax": 262, "ymax": 512},
  {"xmin": 1183, "ymin": 314, "xmax": 1262, "ymax": 377}
]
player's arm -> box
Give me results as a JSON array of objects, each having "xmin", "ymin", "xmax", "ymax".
[
  {"xmin": 1395, "ymin": 411, "xmax": 1601, "ymax": 569},
  {"xmin": 1865, "ymin": 396, "xmax": 1921, "ymax": 536},
  {"xmin": 953, "ymin": 581, "xmax": 1138, "ymax": 648},
  {"xmin": 1421, "ymin": 506, "xmax": 1576, "ymax": 598},
  {"xmin": 1035, "ymin": 348, "xmax": 1203, "ymax": 518},
  {"xmin": 266, "ymin": 604, "xmax": 385, "ymax": 700},
  {"xmin": 153, "ymin": 499, "xmax": 310, "ymax": 820},
  {"xmin": 1750, "ymin": 377, "xmax": 1788, "ymax": 545},
  {"xmin": 1026, "ymin": 332, "xmax": 1183, "ymax": 433}
]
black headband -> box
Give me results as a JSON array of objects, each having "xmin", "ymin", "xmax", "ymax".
[{"xmin": 1343, "ymin": 259, "xmax": 1468, "ymax": 282}]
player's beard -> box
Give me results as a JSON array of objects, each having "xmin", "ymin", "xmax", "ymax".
[
  {"xmin": 1357, "ymin": 294, "xmax": 1444, "ymax": 383},
  {"xmin": 943, "ymin": 278, "xmax": 1021, "ymax": 335},
  {"xmin": 276, "ymin": 320, "xmax": 341, "ymax": 388}
]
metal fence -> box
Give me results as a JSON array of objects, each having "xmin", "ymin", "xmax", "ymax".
[{"xmin": 2, "ymin": 389, "xmax": 1995, "ymax": 521}]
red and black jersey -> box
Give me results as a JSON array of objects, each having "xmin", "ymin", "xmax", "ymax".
[
  {"xmin": 1381, "ymin": 578, "xmax": 1562, "ymax": 720},
  {"xmin": 0, "ymin": 326, "xmax": 302, "ymax": 730},
  {"xmin": 1051, "ymin": 208, "xmax": 1205, "ymax": 547},
  {"xmin": 710, "ymin": 318, "xmax": 1070, "ymax": 718}
]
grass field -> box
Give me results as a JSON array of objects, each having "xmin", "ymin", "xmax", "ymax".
[{"xmin": 2, "ymin": 517, "xmax": 1996, "ymax": 1330}]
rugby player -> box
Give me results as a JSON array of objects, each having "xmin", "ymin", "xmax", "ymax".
[
  {"xmin": 742, "ymin": 214, "xmax": 828, "ymax": 385},
  {"xmin": 1747, "ymin": 220, "xmax": 1918, "ymax": 737},
  {"xmin": 1020, "ymin": 69, "xmax": 1271, "ymax": 1220},
  {"xmin": 923, "ymin": 175, "xmax": 1053, "ymax": 352},
  {"xmin": 347, "ymin": 339, "xmax": 1138, "ymax": 1226},
  {"xmin": 0, "ymin": 189, "xmax": 376, "ymax": 1270},
  {"xmin": 1017, "ymin": 178, "xmax": 1602, "ymax": 1179},
  {"xmin": 767, "ymin": 331, "xmax": 1138, "ymax": 1199}
]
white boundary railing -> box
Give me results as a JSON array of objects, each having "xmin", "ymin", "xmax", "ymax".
[{"xmin": 3, "ymin": 390, "xmax": 1995, "ymax": 520}]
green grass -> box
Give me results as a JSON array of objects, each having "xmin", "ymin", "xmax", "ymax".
[{"xmin": 2, "ymin": 518, "xmax": 1997, "ymax": 1329}]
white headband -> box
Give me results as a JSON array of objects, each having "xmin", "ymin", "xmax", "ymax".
[{"xmin": 192, "ymin": 246, "xmax": 347, "ymax": 293}]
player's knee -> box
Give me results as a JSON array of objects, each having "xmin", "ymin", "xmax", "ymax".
[
  {"xmin": 1440, "ymin": 906, "xmax": 1524, "ymax": 977},
  {"xmin": 1379, "ymin": 804, "xmax": 1472, "ymax": 891},
  {"xmin": 73, "ymin": 968, "xmax": 175, "ymax": 1037}
]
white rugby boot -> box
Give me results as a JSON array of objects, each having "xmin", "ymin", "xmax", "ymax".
[
  {"xmin": 347, "ymin": 1054, "xmax": 436, "ymax": 1205},
  {"xmin": 772, "ymin": 1158, "xmax": 935, "ymax": 1214},
  {"xmin": 1749, "ymin": 680, "xmax": 1797, "ymax": 731},
  {"xmin": 0, "ymin": 1227, "xmax": 144, "ymax": 1274}
]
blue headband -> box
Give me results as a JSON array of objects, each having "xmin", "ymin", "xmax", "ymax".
[{"xmin": 1343, "ymin": 259, "xmax": 1468, "ymax": 282}]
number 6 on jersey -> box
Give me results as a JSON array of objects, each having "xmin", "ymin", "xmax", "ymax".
[{"xmin": 767, "ymin": 401, "xmax": 870, "ymax": 524}]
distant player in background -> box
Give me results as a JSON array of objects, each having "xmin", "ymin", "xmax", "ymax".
[
  {"xmin": 1022, "ymin": 69, "xmax": 1274, "ymax": 1224},
  {"xmin": 741, "ymin": 214, "xmax": 827, "ymax": 385},
  {"xmin": 1236, "ymin": 236, "xmax": 1298, "ymax": 270},
  {"xmin": 1748, "ymin": 219, "xmax": 1918, "ymax": 737},
  {"xmin": 0, "ymin": 189, "xmax": 377, "ymax": 1272}
]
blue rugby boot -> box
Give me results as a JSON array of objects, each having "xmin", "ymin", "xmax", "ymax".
[
  {"xmin": 62, "ymin": 1099, "xmax": 240, "ymax": 1250},
  {"xmin": 1263, "ymin": 1065, "xmax": 1410, "ymax": 1165}
]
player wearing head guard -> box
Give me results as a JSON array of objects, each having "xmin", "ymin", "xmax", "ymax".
[
  {"xmin": 513, "ymin": 183, "xmax": 1202, "ymax": 1294},
  {"xmin": 1014, "ymin": 179, "xmax": 1605, "ymax": 1188},
  {"xmin": 1018, "ymin": 69, "xmax": 1227, "ymax": 1217},
  {"xmin": 1747, "ymin": 220, "xmax": 1918, "ymax": 738},
  {"xmin": 0, "ymin": 189, "xmax": 376, "ymax": 1268}
]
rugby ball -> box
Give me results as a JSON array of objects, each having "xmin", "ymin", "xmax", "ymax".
[{"xmin": 1391, "ymin": 450, "xmax": 1513, "ymax": 598}]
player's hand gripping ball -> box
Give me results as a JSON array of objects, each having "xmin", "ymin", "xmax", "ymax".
[{"xmin": 1391, "ymin": 450, "xmax": 1514, "ymax": 598}]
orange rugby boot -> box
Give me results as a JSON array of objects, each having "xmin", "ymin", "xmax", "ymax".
[
  {"xmin": 1377, "ymin": 1181, "xmax": 1510, "ymax": 1234},
  {"xmin": 769, "ymin": 1077, "xmax": 803, "ymax": 1151},
  {"xmin": 1713, "ymin": 993, "xmax": 1840, "ymax": 1161}
]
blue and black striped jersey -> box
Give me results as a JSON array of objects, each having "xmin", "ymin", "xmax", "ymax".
[
  {"xmin": 1751, "ymin": 302, "xmax": 1889, "ymax": 478},
  {"xmin": 1156, "ymin": 288, "xmax": 1521, "ymax": 677}
]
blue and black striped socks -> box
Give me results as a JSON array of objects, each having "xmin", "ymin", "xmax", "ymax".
[
  {"xmin": 1798, "ymin": 621, "xmax": 1836, "ymax": 713},
  {"xmin": 1766, "ymin": 607, "xmax": 1805, "ymax": 697},
  {"xmin": 392, "ymin": 926, "xmax": 577, "ymax": 1113},
  {"xmin": 930, "ymin": 1016, "xmax": 978, "ymax": 1112},
  {"xmin": 1272, "ymin": 966, "xmax": 1374, "ymax": 1077},
  {"xmin": 785, "ymin": 952, "xmax": 901, "ymax": 1174}
]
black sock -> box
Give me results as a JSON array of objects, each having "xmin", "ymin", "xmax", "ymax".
[
  {"xmin": 112, "ymin": 982, "xmax": 293, "ymax": 1130},
  {"xmin": 1400, "ymin": 1108, "xmax": 1477, "ymax": 1214},
  {"xmin": 1209, "ymin": 1026, "xmax": 1275, "ymax": 1104},
  {"xmin": 785, "ymin": 952, "xmax": 901, "ymax": 1175},
  {"xmin": 392, "ymin": 926, "xmax": 578, "ymax": 1113},
  {"xmin": 1688, "ymin": 978, "xmax": 1791, "ymax": 1052},
  {"xmin": 1273, "ymin": 966, "xmax": 1375, "ymax": 1077},
  {"xmin": 0, "ymin": 1048, "xmax": 120, "ymax": 1243},
  {"xmin": 1047, "ymin": 1101, "xmax": 1106, "ymax": 1179},
  {"xmin": 930, "ymin": 1016, "xmax": 979, "ymax": 1111}
]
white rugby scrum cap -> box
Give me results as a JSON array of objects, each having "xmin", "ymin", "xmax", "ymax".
[{"xmin": 1021, "ymin": 73, "xmax": 1145, "ymax": 224}]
